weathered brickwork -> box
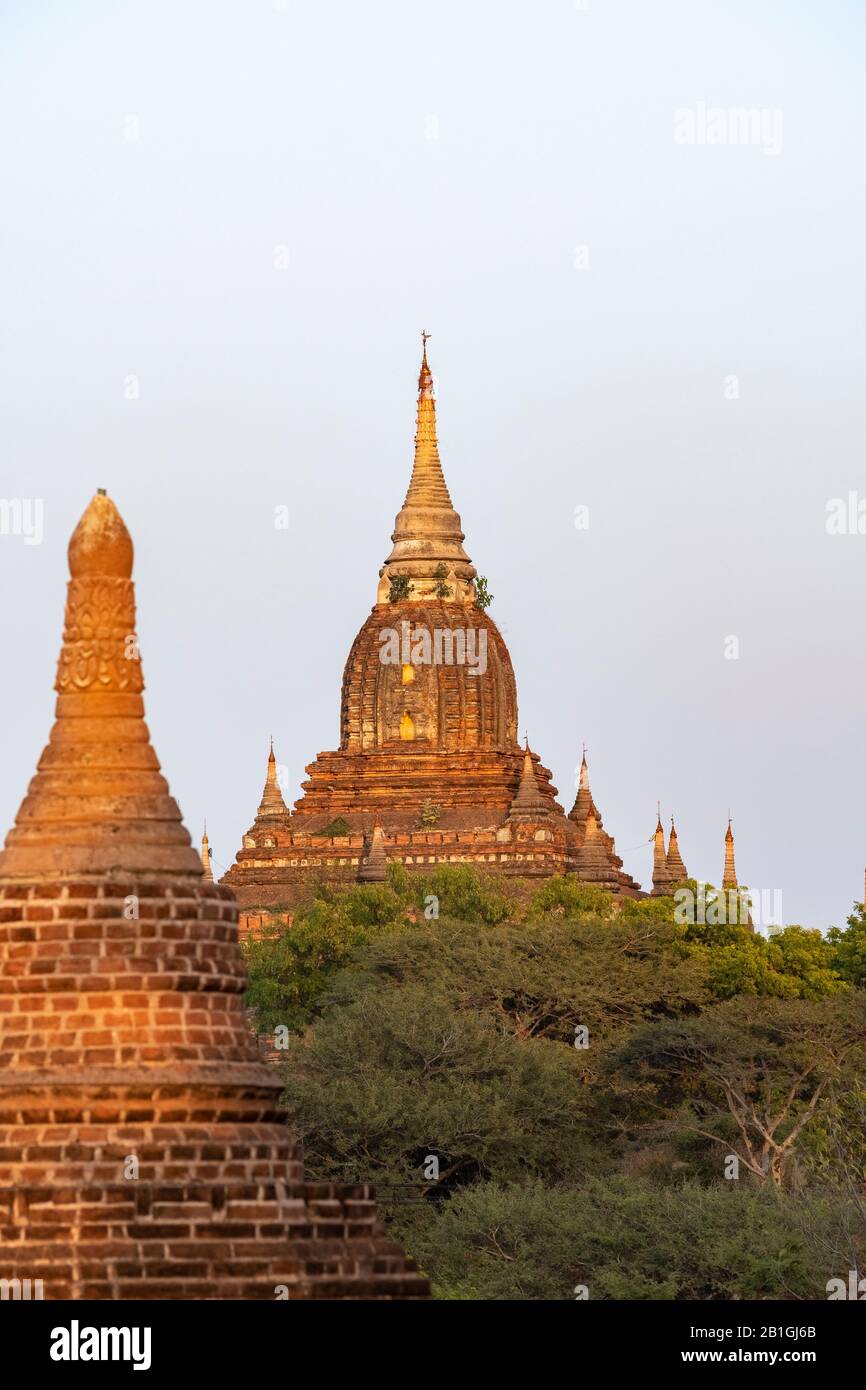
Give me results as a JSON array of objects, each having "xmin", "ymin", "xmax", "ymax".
[{"xmin": 0, "ymin": 491, "xmax": 428, "ymax": 1300}]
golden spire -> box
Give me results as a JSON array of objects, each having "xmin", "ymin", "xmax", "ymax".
[
  {"xmin": 201, "ymin": 824, "xmax": 214, "ymax": 882},
  {"xmin": 0, "ymin": 491, "xmax": 200, "ymax": 880},
  {"xmin": 666, "ymin": 815, "xmax": 688, "ymax": 884},
  {"xmin": 722, "ymin": 816, "xmax": 737, "ymax": 890},
  {"xmin": 257, "ymin": 740, "xmax": 288, "ymax": 817},
  {"xmin": 579, "ymin": 746, "xmax": 589, "ymax": 790},
  {"xmin": 377, "ymin": 334, "xmax": 477, "ymax": 603},
  {"xmin": 652, "ymin": 805, "xmax": 671, "ymax": 894}
]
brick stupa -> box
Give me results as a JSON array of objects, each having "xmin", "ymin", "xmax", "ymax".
[
  {"xmin": 223, "ymin": 340, "xmax": 640, "ymax": 908},
  {"xmin": 0, "ymin": 490, "xmax": 428, "ymax": 1299}
]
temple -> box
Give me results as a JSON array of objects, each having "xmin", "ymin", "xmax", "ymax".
[
  {"xmin": 0, "ymin": 491, "xmax": 427, "ymax": 1299},
  {"xmin": 222, "ymin": 342, "xmax": 641, "ymax": 907}
]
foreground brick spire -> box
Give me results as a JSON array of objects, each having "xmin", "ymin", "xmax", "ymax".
[
  {"xmin": 0, "ymin": 491, "xmax": 427, "ymax": 1300},
  {"xmin": 0, "ymin": 490, "xmax": 200, "ymax": 880}
]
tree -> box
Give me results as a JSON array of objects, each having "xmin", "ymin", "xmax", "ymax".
[
  {"xmin": 828, "ymin": 904, "xmax": 866, "ymax": 988},
  {"xmin": 279, "ymin": 984, "xmax": 599, "ymax": 1204},
  {"xmin": 614, "ymin": 996, "xmax": 866, "ymax": 1186},
  {"xmin": 243, "ymin": 883, "xmax": 408, "ymax": 1033},
  {"xmin": 524, "ymin": 876, "xmax": 615, "ymax": 921},
  {"xmin": 694, "ymin": 925, "xmax": 844, "ymax": 1002},
  {"xmin": 401, "ymin": 1177, "xmax": 838, "ymax": 1300}
]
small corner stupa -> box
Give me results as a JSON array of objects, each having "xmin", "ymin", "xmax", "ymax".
[
  {"xmin": 223, "ymin": 339, "xmax": 640, "ymax": 907},
  {"xmin": 722, "ymin": 816, "xmax": 753, "ymax": 931},
  {"xmin": 666, "ymin": 816, "xmax": 689, "ymax": 887},
  {"xmin": 0, "ymin": 490, "xmax": 427, "ymax": 1300},
  {"xmin": 652, "ymin": 807, "xmax": 673, "ymax": 896},
  {"xmin": 201, "ymin": 823, "xmax": 214, "ymax": 881}
]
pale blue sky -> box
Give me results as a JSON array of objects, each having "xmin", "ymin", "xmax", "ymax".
[{"xmin": 1, "ymin": 0, "xmax": 864, "ymax": 927}]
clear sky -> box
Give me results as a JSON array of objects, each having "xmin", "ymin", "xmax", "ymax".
[{"xmin": 1, "ymin": 0, "xmax": 864, "ymax": 929}]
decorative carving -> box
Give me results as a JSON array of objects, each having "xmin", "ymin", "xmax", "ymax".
[{"xmin": 55, "ymin": 577, "xmax": 143, "ymax": 693}]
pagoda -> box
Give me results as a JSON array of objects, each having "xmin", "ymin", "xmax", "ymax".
[
  {"xmin": 0, "ymin": 491, "xmax": 427, "ymax": 1299},
  {"xmin": 223, "ymin": 340, "xmax": 640, "ymax": 907}
]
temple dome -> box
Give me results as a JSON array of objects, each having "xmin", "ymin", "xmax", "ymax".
[{"xmin": 341, "ymin": 599, "xmax": 517, "ymax": 752}]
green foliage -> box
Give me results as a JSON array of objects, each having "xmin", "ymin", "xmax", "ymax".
[
  {"xmin": 416, "ymin": 798, "xmax": 442, "ymax": 828},
  {"xmin": 617, "ymin": 894, "xmax": 685, "ymax": 928},
  {"xmin": 612, "ymin": 996, "xmax": 866, "ymax": 1185},
  {"xmin": 420, "ymin": 863, "xmax": 511, "ymax": 924},
  {"xmin": 280, "ymin": 984, "xmax": 599, "ymax": 1195},
  {"xmin": 828, "ymin": 904, "xmax": 866, "ymax": 987},
  {"xmin": 473, "ymin": 575, "xmax": 493, "ymax": 610},
  {"xmin": 402, "ymin": 1178, "xmax": 845, "ymax": 1300},
  {"xmin": 525, "ymin": 876, "xmax": 615, "ymax": 922},
  {"xmin": 320, "ymin": 816, "xmax": 351, "ymax": 838},
  {"xmin": 276, "ymin": 911, "xmax": 710, "ymax": 1207},
  {"xmin": 388, "ymin": 572, "xmax": 414, "ymax": 602},
  {"xmin": 243, "ymin": 884, "xmax": 408, "ymax": 1033},
  {"xmin": 433, "ymin": 562, "xmax": 452, "ymax": 599},
  {"xmin": 242, "ymin": 869, "xmax": 866, "ymax": 1299},
  {"xmin": 694, "ymin": 925, "xmax": 844, "ymax": 1001}
]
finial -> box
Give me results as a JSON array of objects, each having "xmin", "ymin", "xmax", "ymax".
[
  {"xmin": 68, "ymin": 490, "xmax": 134, "ymax": 580},
  {"xmin": 422, "ymin": 329, "xmax": 431, "ymax": 356}
]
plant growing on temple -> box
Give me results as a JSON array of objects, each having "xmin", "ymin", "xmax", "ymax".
[
  {"xmin": 433, "ymin": 562, "xmax": 452, "ymax": 599},
  {"xmin": 473, "ymin": 575, "xmax": 493, "ymax": 610},
  {"xmin": 388, "ymin": 572, "xmax": 414, "ymax": 602},
  {"xmin": 321, "ymin": 816, "xmax": 351, "ymax": 838},
  {"xmin": 417, "ymin": 798, "xmax": 442, "ymax": 828}
]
